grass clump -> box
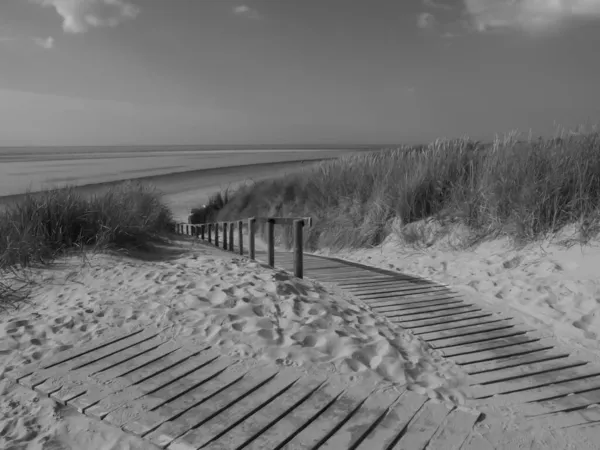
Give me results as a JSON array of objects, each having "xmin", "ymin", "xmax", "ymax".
[
  {"xmin": 204, "ymin": 127, "xmax": 600, "ymax": 250},
  {"xmin": 0, "ymin": 181, "xmax": 174, "ymax": 270}
]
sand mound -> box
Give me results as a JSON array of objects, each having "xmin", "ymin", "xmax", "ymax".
[{"xmin": 0, "ymin": 240, "xmax": 468, "ymax": 449}]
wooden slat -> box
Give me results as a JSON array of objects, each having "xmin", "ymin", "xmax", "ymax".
[
  {"xmin": 146, "ymin": 366, "xmax": 280, "ymax": 448},
  {"xmin": 86, "ymin": 349, "xmax": 222, "ymax": 422},
  {"xmin": 355, "ymin": 286, "xmax": 452, "ymax": 298},
  {"xmin": 121, "ymin": 359, "xmax": 243, "ymax": 435},
  {"xmin": 348, "ymin": 282, "xmax": 448, "ymax": 293},
  {"xmin": 22, "ymin": 326, "xmax": 164, "ymax": 390},
  {"xmin": 391, "ymin": 401, "xmax": 452, "ymax": 449},
  {"xmin": 337, "ymin": 277, "xmax": 409, "ymax": 286},
  {"xmin": 428, "ymin": 326, "xmax": 533, "ymax": 350},
  {"xmin": 344, "ymin": 280, "xmax": 436, "ymax": 291},
  {"xmin": 390, "ymin": 306, "xmax": 482, "ymax": 323},
  {"xmin": 68, "ymin": 341, "xmax": 197, "ymax": 413},
  {"xmin": 168, "ymin": 369, "xmax": 301, "ymax": 450},
  {"xmin": 318, "ymin": 389, "xmax": 401, "ymax": 449},
  {"xmin": 425, "ymin": 408, "xmax": 482, "ymax": 450},
  {"xmin": 243, "ymin": 380, "xmax": 347, "ymax": 450},
  {"xmin": 47, "ymin": 332, "xmax": 175, "ymax": 403},
  {"xmin": 534, "ymin": 388, "xmax": 600, "ymax": 414},
  {"xmin": 366, "ymin": 294, "xmax": 462, "ymax": 308},
  {"xmin": 398, "ymin": 311, "xmax": 495, "ymax": 330},
  {"xmin": 7, "ymin": 325, "xmax": 146, "ymax": 381},
  {"xmin": 382, "ymin": 303, "xmax": 471, "ymax": 318},
  {"xmin": 440, "ymin": 334, "xmax": 542, "ymax": 358},
  {"xmin": 464, "ymin": 348, "xmax": 571, "ymax": 375},
  {"xmin": 201, "ymin": 375, "xmax": 326, "ymax": 450},
  {"xmin": 412, "ymin": 317, "xmax": 511, "ymax": 336},
  {"xmin": 372, "ymin": 299, "xmax": 465, "ymax": 313},
  {"xmin": 418, "ymin": 320, "xmax": 515, "ymax": 341},
  {"xmin": 470, "ymin": 356, "xmax": 588, "ymax": 386},
  {"xmin": 354, "ymin": 390, "xmax": 427, "ymax": 450},
  {"xmin": 451, "ymin": 338, "xmax": 555, "ymax": 365},
  {"xmin": 278, "ymin": 386, "xmax": 371, "ymax": 450}
]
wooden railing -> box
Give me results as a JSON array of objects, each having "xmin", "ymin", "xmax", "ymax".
[{"xmin": 174, "ymin": 217, "xmax": 313, "ymax": 279}]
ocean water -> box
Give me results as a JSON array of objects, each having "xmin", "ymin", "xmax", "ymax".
[{"xmin": 0, "ymin": 146, "xmax": 352, "ymax": 197}]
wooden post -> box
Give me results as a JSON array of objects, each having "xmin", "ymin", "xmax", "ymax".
[
  {"xmin": 185, "ymin": 224, "xmax": 190, "ymax": 235},
  {"xmin": 238, "ymin": 220, "xmax": 244, "ymax": 255},
  {"xmin": 267, "ymin": 218, "xmax": 275, "ymax": 268},
  {"xmin": 215, "ymin": 223, "xmax": 219, "ymax": 247},
  {"xmin": 248, "ymin": 218, "xmax": 256, "ymax": 260},
  {"xmin": 222, "ymin": 222, "xmax": 228, "ymax": 250},
  {"xmin": 228, "ymin": 222, "xmax": 234, "ymax": 251},
  {"xmin": 293, "ymin": 219, "xmax": 304, "ymax": 279},
  {"xmin": 207, "ymin": 223, "xmax": 212, "ymax": 243},
  {"xmin": 200, "ymin": 224, "xmax": 205, "ymax": 240}
]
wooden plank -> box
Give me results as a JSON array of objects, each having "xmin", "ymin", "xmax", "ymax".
[
  {"xmin": 7, "ymin": 325, "xmax": 145, "ymax": 382},
  {"xmin": 344, "ymin": 280, "xmax": 436, "ymax": 291},
  {"xmin": 425, "ymin": 408, "xmax": 482, "ymax": 450},
  {"xmin": 354, "ymin": 390, "xmax": 427, "ymax": 450},
  {"xmin": 375, "ymin": 300, "xmax": 466, "ymax": 314},
  {"xmin": 202, "ymin": 375, "xmax": 326, "ymax": 450},
  {"xmin": 348, "ymin": 283, "xmax": 448, "ymax": 293},
  {"xmin": 279, "ymin": 386, "xmax": 371, "ymax": 450},
  {"xmin": 428, "ymin": 326, "xmax": 533, "ymax": 350},
  {"xmin": 533, "ymin": 387, "xmax": 600, "ymax": 413},
  {"xmin": 366, "ymin": 294, "xmax": 463, "ymax": 308},
  {"xmin": 168, "ymin": 369, "xmax": 301, "ymax": 450},
  {"xmin": 451, "ymin": 338, "xmax": 556, "ymax": 365},
  {"xmin": 144, "ymin": 366, "xmax": 279, "ymax": 448},
  {"xmin": 418, "ymin": 320, "xmax": 514, "ymax": 341},
  {"xmin": 440, "ymin": 334, "xmax": 542, "ymax": 358},
  {"xmin": 337, "ymin": 277, "xmax": 410, "ymax": 287},
  {"xmin": 390, "ymin": 306, "xmax": 482, "ymax": 323},
  {"xmin": 465, "ymin": 348, "xmax": 571, "ymax": 375},
  {"xmin": 398, "ymin": 311, "xmax": 495, "ymax": 330},
  {"xmin": 391, "ymin": 401, "xmax": 452, "ymax": 450},
  {"xmin": 21, "ymin": 326, "xmax": 163, "ymax": 390},
  {"xmin": 471, "ymin": 364, "xmax": 599, "ymax": 399},
  {"xmin": 413, "ymin": 317, "xmax": 511, "ymax": 336},
  {"xmin": 242, "ymin": 380, "xmax": 347, "ymax": 450},
  {"xmin": 121, "ymin": 359, "xmax": 244, "ymax": 435},
  {"xmin": 318, "ymin": 389, "xmax": 401, "ymax": 449},
  {"xmin": 46, "ymin": 332, "xmax": 175, "ymax": 403},
  {"xmin": 68, "ymin": 341, "xmax": 196, "ymax": 413},
  {"xmin": 86, "ymin": 349, "xmax": 222, "ymax": 422},
  {"xmin": 355, "ymin": 286, "xmax": 452, "ymax": 298},
  {"xmin": 470, "ymin": 356, "xmax": 588, "ymax": 386}
]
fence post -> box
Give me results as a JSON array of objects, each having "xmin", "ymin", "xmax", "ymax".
[
  {"xmin": 238, "ymin": 220, "xmax": 244, "ymax": 255},
  {"xmin": 228, "ymin": 222, "xmax": 234, "ymax": 251},
  {"xmin": 267, "ymin": 218, "xmax": 275, "ymax": 268},
  {"xmin": 222, "ymin": 222, "xmax": 228, "ymax": 250},
  {"xmin": 215, "ymin": 223, "xmax": 219, "ymax": 247},
  {"xmin": 207, "ymin": 223, "xmax": 212, "ymax": 243},
  {"xmin": 293, "ymin": 219, "xmax": 304, "ymax": 279},
  {"xmin": 248, "ymin": 218, "xmax": 256, "ymax": 260},
  {"xmin": 200, "ymin": 224, "xmax": 205, "ymax": 240}
]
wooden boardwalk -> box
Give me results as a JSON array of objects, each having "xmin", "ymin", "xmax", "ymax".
[
  {"xmin": 6, "ymin": 324, "xmax": 481, "ymax": 450},
  {"xmin": 267, "ymin": 251, "xmax": 600, "ymax": 429}
]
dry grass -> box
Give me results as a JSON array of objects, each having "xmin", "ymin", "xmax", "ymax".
[
  {"xmin": 0, "ymin": 181, "xmax": 173, "ymax": 306},
  {"xmin": 205, "ymin": 128, "xmax": 600, "ymax": 250}
]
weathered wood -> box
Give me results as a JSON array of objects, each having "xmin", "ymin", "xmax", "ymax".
[
  {"xmin": 293, "ymin": 219, "xmax": 303, "ymax": 279},
  {"xmin": 146, "ymin": 366, "xmax": 279, "ymax": 448},
  {"xmin": 228, "ymin": 221, "xmax": 234, "ymax": 251},
  {"xmin": 86, "ymin": 349, "xmax": 222, "ymax": 422},
  {"xmin": 222, "ymin": 222, "xmax": 228, "ymax": 250},
  {"xmin": 375, "ymin": 300, "xmax": 466, "ymax": 315},
  {"xmin": 214, "ymin": 223, "xmax": 219, "ymax": 246},
  {"xmin": 428, "ymin": 326, "xmax": 534, "ymax": 350},
  {"xmin": 169, "ymin": 369, "xmax": 301, "ymax": 450},
  {"xmin": 425, "ymin": 408, "xmax": 482, "ymax": 450},
  {"xmin": 318, "ymin": 389, "xmax": 401, "ymax": 449},
  {"xmin": 441, "ymin": 334, "xmax": 544, "ymax": 358},
  {"xmin": 421, "ymin": 321, "xmax": 518, "ymax": 342},
  {"xmin": 464, "ymin": 348, "xmax": 571, "ymax": 375},
  {"xmin": 238, "ymin": 220, "xmax": 244, "ymax": 255},
  {"xmin": 248, "ymin": 217, "xmax": 256, "ymax": 260},
  {"xmin": 391, "ymin": 400, "xmax": 452, "ymax": 449},
  {"xmin": 365, "ymin": 293, "xmax": 463, "ymax": 308},
  {"xmin": 254, "ymin": 217, "xmax": 312, "ymax": 226},
  {"xmin": 413, "ymin": 317, "xmax": 511, "ymax": 336},
  {"xmin": 207, "ymin": 223, "xmax": 212, "ymax": 243},
  {"xmin": 353, "ymin": 283, "xmax": 451, "ymax": 295},
  {"xmin": 119, "ymin": 357, "xmax": 238, "ymax": 434},
  {"xmin": 402, "ymin": 311, "xmax": 496, "ymax": 331},
  {"xmin": 202, "ymin": 375, "xmax": 327, "ymax": 450},
  {"xmin": 390, "ymin": 306, "xmax": 482, "ymax": 324},
  {"xmin": 356, "ymin": 286, "xmax": 455, "ymax": 300},
  {"xmin": 267, "ymin": 218, "xmax": 275, "ymax": 267},
  {"xmin": 243, "ymin": 380, "xmax": 346, "ymax": 450},
  {"xmin": 279, "ymin": 386, "xmax": 370, "ymax": 450},
  {"xmin": 354, "ymin": 390, "xmax": 427, "ymax": 450}
]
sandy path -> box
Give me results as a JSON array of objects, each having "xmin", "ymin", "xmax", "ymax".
[{"xmin": 0, "ymin": 238, "xmax": 466, "ymax": 450}]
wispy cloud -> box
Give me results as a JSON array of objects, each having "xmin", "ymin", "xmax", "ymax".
[
  {"xmin": 463, "ymin": 0, "xmax": 600, "ymax": 33},
  {"xmin": 32, "ymin": 0, "xmax": 140, "ymax": 34},
  {"xmin": 233, "ymin": 4, "xmax": 261, "ymax": 19},
  {"xmin": 33, "ymin": 36, "xmax": 54, "ymax": 49},
  {"xmin": 417, "ymin": 12, "xmax": 437, "ymax": 29}
]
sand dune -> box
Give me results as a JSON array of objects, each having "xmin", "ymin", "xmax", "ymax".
[{"xmin": 0, "ymin": 238, "xmax": 468, "ymax": 450}]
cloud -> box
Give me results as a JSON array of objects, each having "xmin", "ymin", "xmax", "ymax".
[
  {"xmin": 233, "ymin": 4, "xmax": 261, "ymax": 19},
  {"xmin": 423, "ymin": 0, "xmax": 453, "ymax": 10},
  {"xmin": 33, "ymin": 36, "xmax": 54, "ymax": 49},
  {"xmin": 33, "ymin": 0, "xmax": 140, "ymax": 33},
  {"xmin": 417, "ymin": 12, "xmax": 437, "ymax": 29},
  {"xmin": 463, "ymin": 0, "xmax": 600, "ymax": 33}
]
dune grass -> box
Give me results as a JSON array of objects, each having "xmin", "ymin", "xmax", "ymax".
[
  {"xmin": 205, "ymin": 128, "xmax": 600, "ymax": 250},
  {"xmin": 0, "ymin": 181, "xmax": 174, "ymax": 270}
]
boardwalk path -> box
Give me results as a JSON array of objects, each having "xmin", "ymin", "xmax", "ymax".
[{"xmin": 6, "ymin": 243, "xmax": 600, "ymax": 449}]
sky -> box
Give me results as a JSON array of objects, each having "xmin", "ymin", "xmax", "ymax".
[{"xmin": 1, "ymin": 0, "xmax": 600, "ymax": 146}]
